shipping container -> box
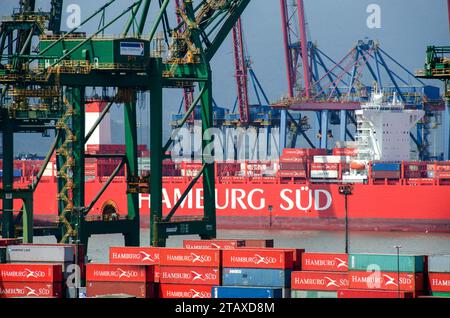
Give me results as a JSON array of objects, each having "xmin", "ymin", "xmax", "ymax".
[
  {"xmin": 159, "ymin": 248, "xmax": 221, "ymax": 267},
  {"xmin": 0, "ymin": 238, "xmax": 22, "ymax": 247},
  {"xmin": 7, "ymin": 245, "xmax": 75, "ymax": 263},
  {"xmin": 0, "ymin": 282, "xmax": 62, "ymax": 298},
  {"xmin": 183, "ymin": 240, "xmax": 245, "ymax": 250},
  {"xmin": 313, "ymin": 156, "xmax": 346, "ymax": 164},
  {"xmin": 222, "ymin": 268, "xmax": 291, "ymax": 288},
  {"xmin": 279, "ymin": 170, "xmax": 307, "ymax": 178},
  {"xmin": 159, "ymin": 266, "xmax": 220, "ymax": 285},
  {"xmin": 349, "ymin": 254, "xmax": 424, "ymax": 272},
  {"xmin": 301, "ymin": 253, "xmax": 348, "ymax": 272},
  {"xmin": 291, "ymin": 272, "xmax": 348, "ymax": 291},
  {"xmin": 279, "ymin": 162, "xmax": 307, "ymax": 170},
  {"xmin": 372, "ymin": 171, "xmax": 401, "ymax": 179},
  {"xmin": 311, "ymin": 163, "xmax": 339, "ymax": 171},
  {"xmin": 109, "ymin": 247, "xmax": 160, "ymax": 265},
  {"xmin": 337, "ymin": 289, "xmax": 414, "ymax": 298},
  {"xmin": 282, "ymin": 149, "xmax": 307, "ymax": 157},
  {"xmin": 332, "ymin": 148, "xmax": 358, "ymax": 157},
  {"xmin": 348, "ymin": 271, "xmax": 423, "ymax": 292},
  {"xmin": 291, "ymin": 290, "xmax": 338, "ymax": 298},
  {"xmin": 212, "ymin": 286, "xmax": 282, "ymax": 299},
  {"xmin": 86, "ymin": 264, "xmax": 155, "ymax": 283},
  {"xmin": 372, "ymin": 163, "xmax": 401, "ymax": 171},
  {"xmin": 310, "ymin": 171, "xmax": 339, "ymax": 179},
  {"xmin": 86, "ymin": 282, "xmax": 155, "ymax": 298},
  {"xmin": 428, "ymin": 255, "xmax": 450, "ymax": 273},
  {"xmin": 428, "ymin": 273, "xmax": 450, "ymax": 292},
  {"xmin": 0, "ymin": 264, "xmax": 63, "ymax": 282},
  {"xmin": 279, "ymin": 157, "xmax": 306, "ymax": 164},
  {"xmin": 430, "ymin": 292, "xmax": 450, "ymax": 297},
  {"xmin": 158, "ymin": 284, "xmax": 212, "ymax": 299},
  {"xmin": 222, "ymin": 249, "xmax": 293, "ymax": 269}
]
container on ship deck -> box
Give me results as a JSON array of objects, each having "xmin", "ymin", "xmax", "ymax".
[
  {"xmin": 428, "ymin": 255, "xmax": 450, "ymax": 273},
  {"xmin": 0, "ymin": 282, "xmax": 63, "ymax": 298},
  {"xmin": 222, "ymin": 268, "xmax": 291, "ymax": 288},
  {"xmin": 291, "ymin": 272, "xmax": 349, "ymax": 291},
  {"xmin": 0, "ymin": 238, "xmax": 22, "ymax": 247},
  {"xmin": 0, "ymin": 264, "xmax": 63, "ymax": 282},
  {"xmin": 311, "ymin": 163, "xmax": 339, "ymax": 171},
  {"xmin": 372, "ymin": 163, "xmax": 401, "ymax": 171},
  {"xmin": 183, "ymin": 239, "xmax": 245, "ymax": 250},
  {"xmin": 310, "ymin": 170, "xmax": 339, "ymax": 179},
  {"xmin": 348, "ymin": 271, "xmax": 423, "ymax": 292},
  {"xmin": 279, "ymin": 162, "xmax": 306, "ymax": 170},
  {"xmin": 6, "ymin": 245, "xmax": 75, "ymax": 263},
  {"xmin": 337, "ymin": 289, "xmax": 414, "ymax": 298},
  {"xmin": 239, "ymin": 239, "xmax": 274, "ymax": 248},
  {"xmin": 301, "ymin": 253, "xmax": 348, "ymax": 272},
  {"xmin": 86, "ymin": 264, "xmax": 155, "ymax": 283},
  {"xmin": 222, "ymin": 249, "xmax": 293, "ymax": 269},
  {"xmin": 159, "ymin": 248, "xmax": 221, "ymax": 267},
  {"xmin": 159, "ymin": 266, "xmax": 220, "ymax": 285},
  {"xmin": 291, "ymin": 290, "xmax": 338, "ymax": 298},
  {"xmin": 212, "ymin": 286, "xmax": 282, "ymax": 299},
  {"xmin": 109, "ymin": 247, "xmax": 160, "ymax": 265},
  {"xmin": 313, "ymin": 156, "xmax": 347, "ymax": 164},
  {"xmin": 86, "ymin": 282, "xmax": 155, "ymax": 298},
  {"xmin": 332, "ymin": 148, "xmax": 358, "ymax": 157},
  {"xmin": 279, "ymin": 157, "xmax": 306, "ymax": 163},
  {"xmin": 159, "ymin": 284, "xmax": 212, "ymax": 299},
  {"xmin": 428, "ymin": 273, "xmax": 450, "ymax": 292},
  {"xmin": 349, "ymin": 254, "xmax": 425, "ymax": 272},
  {"xmin": 372, "ymin": 171, "xmax": 401, "ymax": 179},
  {"xmin": 280, "ymin": 170, "xmax": 306, "ymax": 178}
]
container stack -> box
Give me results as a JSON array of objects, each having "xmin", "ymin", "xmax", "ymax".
[
  {"xmin": 291, "ymin": 253, "xmax": 349, "ymax": 298},
  {"xmin": 214, "ymin": 249, "xmax": 295, "ymax": 299},
  {"xmin": 158, "ymin": 248, "xmax": 221, "ymax": 299},
  {"xmin": 310, "ymin": 163, "xmax": 340, "ymax": 179},
  {"xmin": 341, "ymin": 253, "xmax": 425, "ymax": 298},
  {"xmin": 279, "ymin": 148, "xmax": 327, "ymax": 179},
  {"xmin": 0, "ymin": 263, "xmax": 63, "ymax": 298},
  {"xmin": 85, "ymin": 263, "xmax": 155, "ymax": 298},
  {"xmin": 371, "ymin": 163, "xmax": 401, "ymax": 179},
  {"xmin": 0, "ymin": 239, "xmax": 22, "ymax": 264},
  {"xmin": 427, "ymin": 255, "xmax": 450, "ymax": 297}
]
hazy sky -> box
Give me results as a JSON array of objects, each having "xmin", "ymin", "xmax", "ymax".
[{"xmin": 2, "ymin": 0, "xmax": 449, "ymax": 154}]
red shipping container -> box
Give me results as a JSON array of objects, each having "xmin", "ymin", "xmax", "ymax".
[
  {"xmin": 279, "ymin": 157, "xmax": 306, "ymax": 163},
  {"xmin": 282, "ymin": 149, "xmax": 307, "ymax": 157},
  {"xmin": 86, "ymin": 264, "xmax": 155, "ymax": 283},
  {"xmin": 0, "ymin": 264, "xmax": 63, "ymax": 282},
  {"xmin": 109, "ymin": 247, "xmax": 160, "ymax": 265},
  {"xmin": 86, "ymin": 282, "xmax": 155, "ymax": 298},
  {"xmin": 428, "ymin": 273, "xmax": 450, "ymax": 292},
  {"xmin": 348, "ymin": 271, "xmax": 423, "ymax": 292},
  {"xmin": 154, "ymin": 265, "xmax": 160, "ymax": 283},
  {"xmin": 311, "ymin": 163, "xmax": 339, "ymax": 171},
  {"xmin": 337, "ymin": 289, "xmax": 414, "ymax": 298},
  {"xmin": 159, "ymin": 248, "xmax": 221, "ymax": 267},
  {"xmin": 279, "ymin": 162, "xmax": 307, "ymax": 170},
  {"xmin": 222, "ymin": 249, "xmax": 293, "ymax": 269},
  {"xmin": 0, "ymin": 238, "xmax": 22, "ymax": 247},
  {"xmin": 291, "ymin": 272, "xmax": 349, "ymax": 291},
  {"xmin": 301, "ymin": 253, "xmax": 348, "ymax": 272},
  {"xmin": 183, "ymin": 240, "xmax": 245, "ymax": 250},
  {"xmin": 0, "ymin": 282, "xmax": 62, "ymax": 298},
  {"xmin": 159, "ymin": 284, "xmax": 212, "ymax": 299},
  {"xmin": 159, "ymin": 266, "xmax": 220, "ymax": 285},
  {"xmin": 279, "ymin": 170, "xmax": 306, "ymax": 178},
  {"xmin": 332, "ymin": 148, "xmax": 358, "ymax": 157},
  {"xmin": 242, "ymin": 239, "xmax": 274, "ymax": 248}
]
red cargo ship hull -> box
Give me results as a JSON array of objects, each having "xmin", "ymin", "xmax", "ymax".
[{"xmin": 2, "ymin": 176, "xmax": 450, "ymax": 232}]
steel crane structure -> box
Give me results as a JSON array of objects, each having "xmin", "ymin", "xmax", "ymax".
[
  {"xmin": 274, "ymin": 0, "xmax": 444, "ymax": 161},
  {"xmin": 0, "ymin": 0, "xmax": 251, "ymax": 249}
]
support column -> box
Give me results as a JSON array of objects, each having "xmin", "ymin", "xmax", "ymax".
[
  {"xmin": 320, "ymin": 110, "xmax": 329, "ymax": 149},
  {"xmin": 124, "ymin": 96, "xmax": 140, "ymax": 246},
  {"xmin": 340, "ymin": 110, "xmax": 347, "ymax": 142},
  {"xmin": 150, "ymin": 58, "xmax": 164, "ymax": 247},
  {"xmin": 279, "ymin": 109, "xmax": 287, "ymax": 154},
  {"xmin": 199, "ymin": 75, "xmax": 216, "ymax": 240},
  {"xmin": 22, "ymin": 194, "xmax": 33, "ymax": 243},
  {"xmin": 1, "ymin": 110, "xmax": 14, "ymax": 238}
]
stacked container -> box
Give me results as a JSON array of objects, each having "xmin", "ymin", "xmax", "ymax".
[
  {"xmin": 279, "ymin": 148, "xmax": 327, "ymax": 179},
  {"xmin": 310, "ymin": 163, "xmax": 340, "ymax": 179},
  {"xmin": 344, "ymin": 253, "xmax": 425, "ymax": 298},
  {"xmin": 215, "ymin": 249, "xmax": 295, "ymax": 298},
  {"xmin": 85, "ymin": 263, "xmax": 155, "ymax": 298},
  {"xmin": 158, "ymin": 248, "xmax": 221, "ymax": 299},
  {"xmin": 291, "ymin": 253, "xmax": 349, "ymax": 298},
  {"xmin": 0, "ymin": 263, "xmax": 63, "ymax": 298},
  {"xmin": 427, "ymin": 255, "xmax": 450, "ymax": 297},
  {"xmin": 371, "ymin": 163, "xmax": 401, "ymax": 179}
]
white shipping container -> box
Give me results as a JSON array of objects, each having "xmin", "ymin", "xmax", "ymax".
[
  {"xmin": 310, "ymin": 170, "xmax": 339, "ymax": 179},
  {"xmin": 313, "ymin": 156, "xmax": 351, "ymax": 164}
]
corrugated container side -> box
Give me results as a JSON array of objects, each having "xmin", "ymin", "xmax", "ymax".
[
  {"xmin": 0, "ymin": 238, "xmax": 22, "ymax": 247},
  {"xmin": 86, "ymin": 282, "xmax": 155, "ymax": 298},
  {"xmin": 86, "ymin": 264, "xmax": 155, "ymax": 283},
  {"xmin": 428, "ymin": 255, "xmax": 450, "ymax": 273},
  {"xmin": 212, "ymin": 286, "xmax": 283, "ymax": 299},
  {"xmin": 430, "ymin": 292, "xmax": 450, "ymax": 297},
  {"xmin": 222, "ymin": 249, "xmax": 293, "ymax": 269},
  {"xmin": 301, "ymin": 253, "xmax": 348, "ymax": 272},
  {"xmin": 222, "ymin": 268, "xmax": 291, "ymax": 288},
  {"xmin": 348, "ymin": 271, "xmax": 424, "ymax": 292},
  {"xmin": 6, "ymin": 245, "xmax": 75, "ymax": 263},
  {"xmin": 0, "ymin": 282, "xmax": 63, "ymax": 298},
  {"xmin": 349, "ymin": 254, "xmax": 424, "ymax": 272},
  {"xmin": 337, "ymin": 289, "xmax": 414, "ymax": 298},
  {"xmin": 428, "ymin": 273, "xmax": 450, "ymax": 292},
  {"xmin": 159, "ymin": 266, "xmax": 221, "ymax": 285},
  {"xmin": 159, "ymin": 284, "xmax": 212, "ymax": 299},
  {"xmin": 291, "ymin": 290, "xmax": 338, "ymax": 298},
  {"xmin": 372, "ymin": 163, "xmax": 401, "ymax": 171},
  {"xmin": 159, "ymin": 248, "xmax": 221, "ymax": 267},
  {"xmin": 183, "ymin": 240, "xmax": 245, "ymax": 250},
  {"xmin": 0, "ymin": 264, "xmax": 63, "ymax": 282},
  {"xmin": 242, "ymin": 239, "xmax": 274, "ymax": 248},
  {"xmin": 109, "ymin": 247, "xmax": 160, "ymax": 265},
  {"xmin": 291, "ymin": 272, "xmax": 349, "ymax": 291}
]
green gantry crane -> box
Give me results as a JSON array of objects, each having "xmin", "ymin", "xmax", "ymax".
[{"xmin": 0, "ymin": 0, "xmax": 251, "ymax": 250}]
